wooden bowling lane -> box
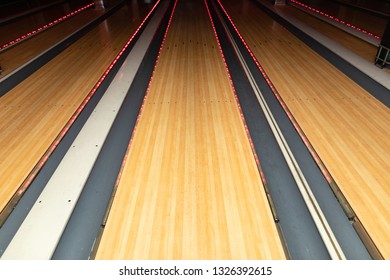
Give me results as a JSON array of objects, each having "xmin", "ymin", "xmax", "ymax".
[
  {"xmin": 220, "ymin": 0, "xmax": 390, "ymax": 258},
  {"xmin": 290, "ymin": 0, "xmax": 388, "ymax": 37},
  {"xmin": 0, "ymin": 0, "xmax": 94, "ymax": 46},
  {"xmin": 95, "ymin": 0, "xmax": 285, "ymax": 260},
  {"xmin": 0, "ymin": 5, "xmax": 104, "ymax": 78},
  {"xmin": 0, "ymin": 1, "xmax": 156, "ymax": 215},
  {"xmin": 272, "ymin": 3, "xmax": 379, "ymax": 64}
]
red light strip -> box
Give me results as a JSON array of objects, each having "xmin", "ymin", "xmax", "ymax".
[
  {"xmin": 216, "ymin": 0, "xmax": 334, "ymax": 184},
  {"xmin": 113, "ymin": 0, "xmax": 178, "ymax": 198},
  {"xmin": 204, "ymin": 0, "xmax": 268, "ymax": 186},
  {"xmin": 1, "ymin": 3, "xmax": 95, "ymax": 51},
  {"xmin": 290, "ymin": 0, "xmax": 381, "ymax": 40},
  {"xmin": 16, "ymin": 0, "xmax": 162, "ymax": 197}
]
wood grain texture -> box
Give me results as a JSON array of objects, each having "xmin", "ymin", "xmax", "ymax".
[
  {"xmin": 95, "ymin": 0, "xmax": 285, "ymax": 260},
  {"xmin": 221, "ymin": 0, "xmax": 390, "ymax": 259},
  {"xmin": 0, "ymin": 3, "xmax": 155, "ymax": 214}
]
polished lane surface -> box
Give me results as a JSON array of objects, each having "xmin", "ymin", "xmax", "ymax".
[{"xmin": 96, "ymin": 0, "xmax": 285, "ymax": 260}]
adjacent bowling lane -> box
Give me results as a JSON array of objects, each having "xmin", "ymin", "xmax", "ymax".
[
  {"xmin": 271, "ymin": 2, "xmax": 379, "ymax": 63},
  {"xmin": 0, "ymin": 0, "xmax": 93, "ymax": 45},
  {"xmin": 0, "ymin": 5, "xmax": 104, "ymax": 78},
  {"xmin": 220, "ymin": 0, "xmax": 390, "ymax": 258},
  {"xmin": 290, "ymin": 0, "xmax": 388, "ymax": 37},
  {"xmin": 0, "ymin": 1, "xmax": 157, "ymax": 215}
]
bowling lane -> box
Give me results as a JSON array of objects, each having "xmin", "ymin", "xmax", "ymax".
[
  {"xmin": 271, "ymin": 2, "xmax": 379, "ymax": 63},
  {"xmin": 289, "ymin": 0, "xmax": 388, "ymax": 37},
  {"xmin": 220, "ymin": 0, "xmax": 390, "ymax": 258},
  {"xmin": 0, "ymin": 1, "xmax": 157, "ymax": 215},
  {"xmin": 0, "ymin": 5, "xmax": 104, "ymax": 78},
  {"xmin": 95, "ymin": 0, "xmax": 285, "ymax": 260}
]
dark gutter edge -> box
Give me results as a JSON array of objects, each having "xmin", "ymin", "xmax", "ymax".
[
  {"xmin": 353, "ymin": 219, "xmax": 383, "ymax": 260},
  {"xmin": 0, "ymin": 0, "xmax": 125, "ymax": 97},
  {"xmin": 253, "ymin": 0, "xmax": 390, "ymax": 108},
  {"xmin": 329, "ymin": 181, "xmax": 383, "ymax": 259}
]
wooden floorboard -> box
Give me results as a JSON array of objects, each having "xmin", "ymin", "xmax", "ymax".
[
  {"xmin": 221, "ymin": 0, "xmax": 390, "ymax": 259},
  {"xmin": 95, "ymin": 0, "xmax": 285, "ymax": 260}
]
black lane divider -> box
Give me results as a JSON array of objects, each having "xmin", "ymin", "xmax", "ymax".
[
  {"xmin": 253, "ymin": 0, "xmax": 390, "ymax": 108},
  {"xmin": 0, "ymin": 0, "xmax": 161, "ymax": 257},
  {"xmin": 208, "ymin": 0, "xmax": 372, "ymax": 259},
  {"xmin": 52, "ymin": 0, "xmax": 174, "ymax": 260},
  {"xmin": 0, "ymin": 0, "xmax": 125, "ymax": 97}
]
